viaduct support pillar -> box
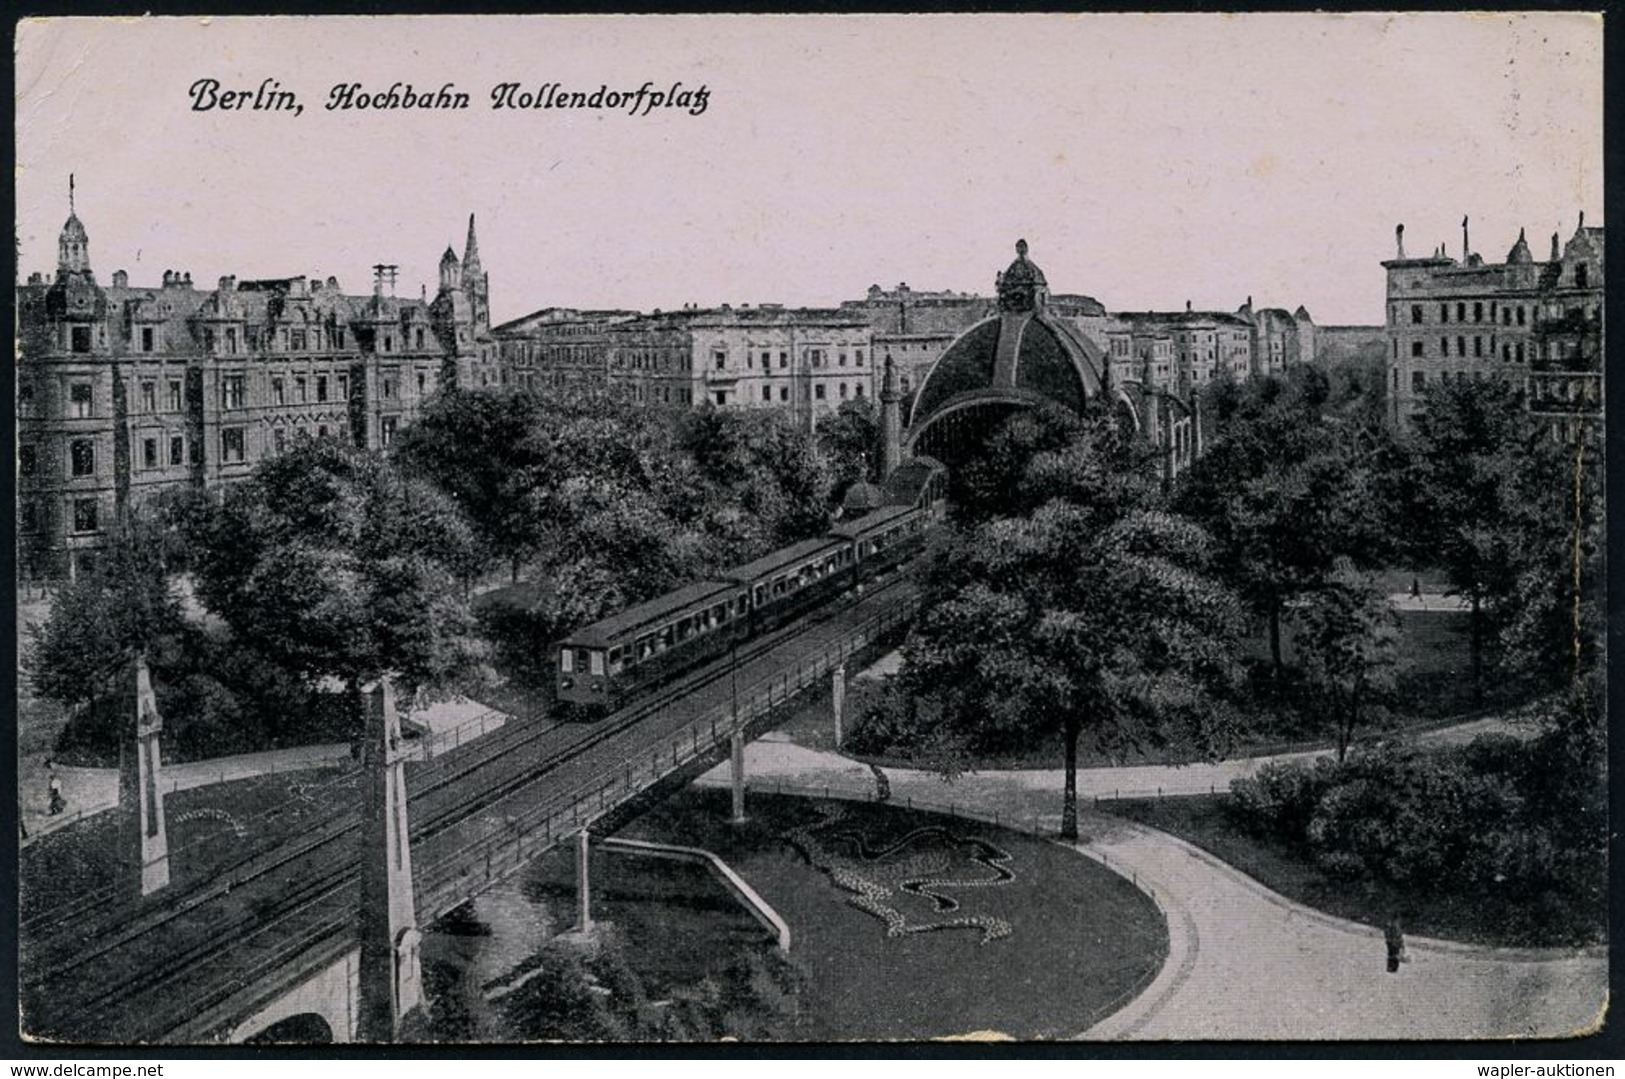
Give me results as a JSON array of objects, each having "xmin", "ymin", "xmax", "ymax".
[
  {"xmin": 357, "ymin": 678, "xmax": 424, "ymax": 1043},
  {"xmin": 122, "ymin": 657, "xmax": 170, "ymax": 896},
  {"xmin": 832, "ymin": 664, "xmax": 847, "ymax": 749},
  {"xmin": 730, "ymin": 731, "xmax": 747, "ymax": 824},
  {"xmin": 575, "ymin": 829, "xmax": 593, "ymax": 934}
]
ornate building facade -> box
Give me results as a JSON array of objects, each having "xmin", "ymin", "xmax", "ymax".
[
  {"xmin": 17, "ymin": 195, "xmax": 498, "ymax": 581},
  {"xmin": 1381, "ymin": 216, "xmax": 1604, "ymax": 439}
]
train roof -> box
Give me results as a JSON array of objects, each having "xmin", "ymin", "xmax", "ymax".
[
  {"xmin": 722, "ymin": 535, "xmax": 848, "ymax": 584},
  {"xmin": 829, "ymin": 502, "xmax": 919, "ymax": 538},
  {"xmin": 561, "ymin": 578, "xmax": 739, "ymax": 648}
]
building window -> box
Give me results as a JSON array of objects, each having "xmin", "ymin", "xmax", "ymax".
[
  {"xmin": 170, "ymin": 436, "xmax": 185, "ymax": 466},
  {"xmin": 338, "ymin": 374, "xmax": 350, "ymax": 400},
  {"xmin": 855, "ymin": 349, "xmax": 864, "ymax": 366},
  {"xmin": 70, "ymin": 382, "xmax": 93, "ymax": 418},
  {"xmin": 318, "ymin": 424, "xmax": 329, "ymax": 439},
  {"xmin": 838, "ymin": 382, "xmax": 848, "ymax": 399},
  {"xmin": 1411, "ymin": 341, "xmax": 1424, "ymax": 357},
  {"xmin": 20, "ymin": 445, "xmax": 37, "ymax": 476},
  {"xmin": 316, "ymin": 375, "xmax": 329, "ymax": 403},
  {"xmin": 382, "ymin": 377, "xmax": 397, "ymax": 399},
  {"xmin": 1411, "ymin": 305, "xmax": 1423, "ymax": 325},
  {"xmin": 1457, "ymin": 336, "xmax": 1466, "ymax": 357},
  {"xmin": 1576, "ymin": 264, "xmax": 1589, "ymax": 289},
  {"xmin": 141, "ymin": 327, "xmax": 155, "ymax": 352},
  {"xmin": 222, "ymin": 375, "xmax": 246, "ymax": 410},
  {"xmin": 417, "ymin": 372, "xmax": 426, "ymax": 394},
  {"xmin": 296, "ymin": 377, "xmax": 308, "ymax": 403},
  {"xmin": 380, "ymin": 416, "xmax": 397, "ymax": 447},
  {"xmin": 1456, "ymin": 302, "xmax": 1466, "ymax": 322},
  {"xmin": 71, "ymin": 326, "xmax": 92, "ymax": 352},
  {"xmin": 72, "ymin": 499, "xmax": 99, "ymax": 534},
  {"xmin": 1412, "ymin": 371, "xmax": 1426, "ymax": 392},
  {"xmin": 1440, "ymin": 304, "xmax": 1448, "ymax": 323},
  {"xmin": 167, "ymin": 380, "xmax": 183, "ymax": 412},
  {"xmin": 838, "ymin": 350, "xmax": 848, "ymax": 366},
  {"xmin": 383, "ymin": 334, "xmax": 394, "ymax": 353},
  {"xmin": 1473, "ymin": 302, "xmax": 1483, "ymax": 322},
  {"xmin": 855, "ymin": 383, "xmax": 865, "ymax": 398},
  {"xmin": 222, "ymin": 426, "xmax": 246, "ymax": 463},
  {"xmin": 779, "ymin": 351, "xmax": 788, "ymax": 369},
  {"xmin": 226, "ymin": 327, "xmax": 238, "ymax": 353},
  {"xmin": 1474, "ymin": 337, "xmax": 1483, "ymax": 357},
  {"xmin": 1516, "ymin": 343, "xmax": 1525, "ymax": 363},
  {"xmin": 814, "ymin": 383, "xmax": 827, "ymax": 400},
  {"xmin": 140, "ymin": 381, "xmax": 156, "ymax": 412},
  {"xmin": 415, "ymin": 328, "xmax": 425, "ymax": 349},
  {"xmin": 714, "ymin": 391, "xmax": 727, "ymax": 406},
  {"xmin": 761, "ymin": 350, "xmax": 771, "ymax": 367},
  {"xmin": 1517, "ymin": 306, "xmax": 1526, "ymax": 326},
  {"xmin": 296, "ymin": 426, "xmax": 309, "ymax": 441},
  {"xmin": 142, "ymin": 438, "xmax": 158, "ymax": 469},
  {"xmin": 272, "ymin": 378, "xmax": 286, "ymax": 405},
  {"xmin": 809, "ymin": 349, "xmax": 825, "ymax": 367},
  {"xmin": 713, "ymin": 349, "xmax": 727, "ymax": 370},
  {"xmin": 70, "ymin": 438, "xmax": 95, "ymax": 477},
  {"xmin": 762, "ymin": 385, "xmax": 772, "ymax": 402},
  {"xmin": 273, "ymin": 427, "xmax": 286, "ymax": 454}
]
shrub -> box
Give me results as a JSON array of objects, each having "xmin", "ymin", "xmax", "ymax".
[{"xmin": 1227, "ymin": 758, "xmax": 1334, "ymax": 843}]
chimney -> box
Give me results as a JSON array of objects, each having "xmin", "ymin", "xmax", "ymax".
[
  {"xmin": 182, "ymin": 272, "xmax": 192, "ymax": 288},
  {"xmin": 1462, "ymin": 215, "xmax": 1470, "ymax": 260},
  {"xmin": 113, "ymin": 269, "xmax": 128, "ymax": 288},
  {"xmin": 1552, "ymin": 232, "xmax": 1561, "ymax": 261},
  {"xmin": 1185, "ymin": 299, "xmax": 1192, "ymax": 313},
  {"xmin": 218, "ymin": 275, "xmax": 233, "ymax": 293},
  {"xmin": 1578, "ymin": 211, "xmax": 1585, "ymax": 230},
  {"xmin": 1395, "ymin": 223, "xmax": 1406, "ymax": 259},
  {"xmin": 163, "ymin": 270, "xmax": 172, "ymax": 287}
]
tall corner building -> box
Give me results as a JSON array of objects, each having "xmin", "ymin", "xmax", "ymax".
[
  {"xmin": 1382, "ymin": 216, "xmax": 1603, "ymax": 440},
  {"xmin": 16, "ymin": 191, "xmax": 501, "ymax": 583}
]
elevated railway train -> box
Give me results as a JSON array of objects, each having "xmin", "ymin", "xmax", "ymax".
[{"xmin": 555, "ymin": 498, "xmax": 939, "ymax": 711}]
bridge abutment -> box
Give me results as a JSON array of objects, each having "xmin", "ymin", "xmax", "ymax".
[
  {"xmin": 119, "ymin": 656, "xmax": 170, "ymax": 897},
  {"xmin": 357, "ymin": 677, "xmax": 425, "ymax": 1042}
]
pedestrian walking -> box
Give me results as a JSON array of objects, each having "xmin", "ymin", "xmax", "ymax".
[
  {"xmin": 1384, "ymin": 914, "xmax": 1407, "ymax": 973},
  {"xmin": 47, "ymin": 773, "xmax": 65, "ymax": 816},
  {"xmin": 1409, "ymin": 577, "xmax": 1422, "ymax": 599}
]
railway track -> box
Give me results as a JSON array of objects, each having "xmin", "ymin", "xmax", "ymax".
[{"xmin": 21, "ymin": 573, "xmax": 917, "ymax": 1042}]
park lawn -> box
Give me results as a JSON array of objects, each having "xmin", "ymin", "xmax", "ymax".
[
  {"xmin": 18, "ymin": 767, "xmax": 358, "ymax": 927},
  {"xmin": 614, "ymin": 787, "xmax": 1169, "ymax": 1040},
  {"xmin": 1106, "ymin": 795, "xmax": 1602, "ymax": 949}
]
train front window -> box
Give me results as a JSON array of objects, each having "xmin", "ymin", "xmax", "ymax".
[
  {"xmin": 608, "ymin": 647, "xmax": 625, "ymax": 674},
  {"xmin": 589, "ymin": 651, "xmax": 605, "ymax": 676},
  {"xmin": 560, "ymin": 649, "xmax": 574, "ymax": 673}
]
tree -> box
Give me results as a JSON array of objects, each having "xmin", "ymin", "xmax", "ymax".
[
  {"xmin": 904, "ymin": 421, "xmax": 1243, "ymax": 839},
  {"xmin": 392, "ymin": 387, "xmax": 554, "ymax": 582},
  {"xmin": 815, "ymin": 396, "xmax": 880, "ymax": 497},
  {"xmin": 26, "ymin": 510, "xmax": 190, "ymax": 713},
  {"xmin": 1403, "ymin": 377, "xmax": 1568, "ymax": 700},
  {"xmin": 1290, "ymin": 559, "xmax": 1400, "ymax": 760},
  {"xmin": 949, "ymin": 403, "xmax": 1084, "ymax": 522},
  {"xmin": 1174, "ymin": 383, "xmax": 1390, "ymax": 673},
  {"xmin": 186, "ymin": 439, "xmax": 488, "ymax": 699}
]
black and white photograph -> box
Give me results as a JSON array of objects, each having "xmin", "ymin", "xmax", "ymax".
[{"xmin": 12, "ymin": 12, "xmax": 1607, "ymax": 1047}]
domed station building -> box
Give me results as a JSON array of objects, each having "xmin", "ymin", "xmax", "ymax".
[{"xmin": 901, "ymin": 240, "xmax": 1107, "ymax": 470}]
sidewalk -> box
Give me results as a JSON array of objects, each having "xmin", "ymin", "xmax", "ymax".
[{"xmin": 697, "ymin": 735, "xmax": 1607, "ymax": 1040}]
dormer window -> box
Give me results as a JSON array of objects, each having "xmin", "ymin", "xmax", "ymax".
[{"xmin": 1576, "ymin": 263, "xmax": 1589, "ymax": 289}]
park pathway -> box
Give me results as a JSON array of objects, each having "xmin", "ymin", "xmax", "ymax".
[{"xmin": 697, "ymin": 732, "xmax": 1607, "ymax": 1040}]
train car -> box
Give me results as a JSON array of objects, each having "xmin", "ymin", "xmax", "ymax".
[
  {"xmin": 555, "ymin": 577, "xmax": 749, "ymax": 709},
  {"xmin": 833, "ymin": 502, "xmax": 931, "ymax": 587},
  {"xmin": 724, "ymin": 534, "xmax": 857, "ymax": 638}
]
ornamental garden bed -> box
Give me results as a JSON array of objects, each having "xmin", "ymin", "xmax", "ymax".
[{"xmin": 605, "ymin": 787, "xmax": 1169, "ymax": 1040}]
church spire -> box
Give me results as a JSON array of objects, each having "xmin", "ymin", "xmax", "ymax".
[{"xmin": 462, "ymin": 213, "xmax": 481, "ymax": 274}]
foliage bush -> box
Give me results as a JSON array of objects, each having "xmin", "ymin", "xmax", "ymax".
[{"xmin": 1226, "ymin": 723, "xmax": 1604, "ymax": 944}]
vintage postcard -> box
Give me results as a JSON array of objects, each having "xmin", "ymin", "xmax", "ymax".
[{"xmin": 13, "ymin": 13, "xmax": 1607, "ymax": 1048}]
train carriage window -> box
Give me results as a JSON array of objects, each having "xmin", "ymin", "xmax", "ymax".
[
  {"xmin": 576, "ymin": 648, "xmax": 590, "ymax": 672},
  {"xmin": 560, "ymin": 649, "xmax": 574, "ymax": 673},
  {"xmin": 754, "ymin": 584, "xmax": 767, "ymax": 605},
  {"xmin": 608, "ymin": 647, "xmax": 626, "ymax": 674},
  {"xmin": 658, "ymin": 626, "xmax": 674, "ymax": 651},
  {"xmin": 737, "ymin": 594, "xmax": 749, "ymax": 615},
  {"xmin": 589, "ymin": 651, "xmax": 605, "ymax": 676},
  {"xmin": 712, "ymin": 603, "xmax": 728, "ymax": 624},
  {"xmin": 637, "ymin": 635, "xmax": 655, "ymax": 660},
  {"xmin": 677, "ymin": 617, "xmax": 694, "ymax": 642}
]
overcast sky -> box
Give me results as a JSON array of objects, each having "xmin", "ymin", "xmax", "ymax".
[{"xmin": 16, "ymin": 13, "xmax": 1603, "ymax": 326}]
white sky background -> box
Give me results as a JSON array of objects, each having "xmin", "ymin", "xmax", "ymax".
[{"xmin": 15, "ymin": 13, "xmax": 1603, "ymax": 326}]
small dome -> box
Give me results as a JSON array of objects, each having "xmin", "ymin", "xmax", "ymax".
[
  {"xmin": 840, "ymin": 480, "xmax": 888, "ymax": 516},
  {"xmin": 1001, "ymin": 238, "xmax": 1047, "ymax": 287},
  {"xmin": 60, "ymin": 213, "xmax": 88, "ymax": 242},
  {"xmin": 1507, "ymin": 228, "xmax": 1533, "ymax": 265}
]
